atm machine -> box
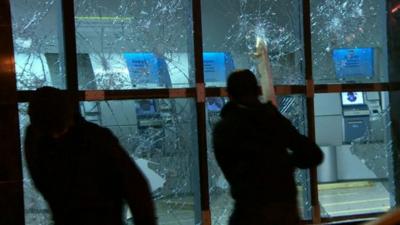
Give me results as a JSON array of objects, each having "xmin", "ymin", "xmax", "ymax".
[
  {"xmin": 123, "ymin": 52, "xmax": 174, "ymax": 155},
  {"xmin": 342, "ymin": 91, "xmax": 370, "ymax": 143},
  {"xmin": 135, "ymin": 99, "xmax": 163, "ymax": 128},
  {"xmin": 337, "ymin": 91, "xmax": 390, "ymax": 181},
  {"xmin": 332, "ymin": 47, "xmax": 375, "ymax": 142}
]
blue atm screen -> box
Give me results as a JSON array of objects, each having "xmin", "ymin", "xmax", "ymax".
[
  {"xmin": 136, "ymin": 100, "xmax": 157, "ymax": 116},
  {"xmin": 341, "ymin": 92, "xmax": 364, "ymax": 106},
  {"xmin": 332, "ymin": 48, "xmax": 374, "ymax": 79},
  {"xmin": 207, "ymin": 97, "xmax": 225, "ymax": 112},
  {"xmin": 124, "ymin": 53, "xmax": 160, "ymax": 85}
]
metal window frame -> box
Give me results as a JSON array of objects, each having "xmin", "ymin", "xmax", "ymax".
[{"xmin": 0, "ymin": 0, "xmax": 24, "ymax": 224}]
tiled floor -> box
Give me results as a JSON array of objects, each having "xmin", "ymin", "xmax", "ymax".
[
  {"xmin": 319, "ymin": 181, "xmax": 390, "ymax": 218},
  {"xmin": 24, "ymin": 181, "xmax": 392, "ymax": 225},
  {"xmin": 153, "ymin": 181, "xmax": 391, "ymax": 224}
]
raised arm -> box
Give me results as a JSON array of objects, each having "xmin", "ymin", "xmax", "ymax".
[{"xmin": 253, "ymin": 37, "xmax": 277, "ymax": 106}]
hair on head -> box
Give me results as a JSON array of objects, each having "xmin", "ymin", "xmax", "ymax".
[
  {"xmin": 28, "ymin": 86, "xmax": 75, "ymax": 133},
  {"xmin": 227, "ymin": 69, "xmax": 259, "ymax": 100}
]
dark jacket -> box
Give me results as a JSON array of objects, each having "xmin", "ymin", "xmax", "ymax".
[
  {"xmin": 213, "ymin": 101, "xmax": 323, "ymax": 205},
  {"xmin": 25, "ymin": 118, "xmax": 156, "ymax": 225}
]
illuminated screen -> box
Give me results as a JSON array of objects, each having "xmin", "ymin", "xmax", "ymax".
[
  {"xmin": 341, "ymin": 92, "xmax": 365, "ymax": 106},
  {"xmin": 136, "ymin": 100, "xmax": 157, "ymax": 116},
  {"xmin": 332, "ymin": 48, "xmax": 374, "ymax": 79},
  {"xmin": 207, "ymin": 97, "xmax": 225, "ymax": 112}
]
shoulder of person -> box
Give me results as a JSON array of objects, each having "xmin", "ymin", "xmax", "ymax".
[
  {"xmin": 262, "ymin": 101, "xmax": 279, "ymax": 113},
  {"xmin": 80, "ymin": 120, "xmax": 118, "ymax": 144}
]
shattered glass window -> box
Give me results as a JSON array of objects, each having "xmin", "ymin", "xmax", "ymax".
[
  {"xmin": 207, "ymin": 95, "xmax": 312, "ymax": 224},
  {"xmin": 74, "ymin": 0, "xmax": 195, "ymax": 90},
  {"xmin": 202, "ymin": 0, "xmax": 304, "ymax": 86},
  {"xmin": 314, "ymin": 92, "xmax": 394, "ymax": 217},
  {"xmin": 206, "ymin": 97, "xmax": 232, "ymax": 225},
  {"xmin": 10, "ymin": 0, "xmax": 397, "ymax": 223},
  {"xmin": 10, "ymin": 0, "xmax": 65, "ymax": 90},
  {"xmin": 311, "ymin": 0, "xmax": 388, "ymax": 84},
  {"xmin": 84, "ymin": 99, "xmax": 200, "ymax": 225}
]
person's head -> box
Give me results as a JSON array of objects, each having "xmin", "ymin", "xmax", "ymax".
[
  {"xmin": 227, "ymin": 69, "xmax": 260, "ymax": 105},
  {"xmin": 28, "ymin": 86, "xmax": 75, "ymax": 138}
]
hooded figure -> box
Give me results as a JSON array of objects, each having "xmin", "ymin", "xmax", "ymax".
[
  {"xmin": 212, "ymin": 70, "xmax": 323, "ymax": 225},
  {"xmin": 24, "ymin": 86, "xmax": 157, "ymax": 225}
]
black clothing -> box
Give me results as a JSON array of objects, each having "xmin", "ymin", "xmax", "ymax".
[
  {"xmin": 25, "ymin": 118, "xmax": 156, "ymax": 225},
  {"xmin": 229, "ymin": 202, "xmax": 299, "ymax": 225},
  {"xmin": 213, "ymin": 101, "xmax": 323, "ymax": 225}
]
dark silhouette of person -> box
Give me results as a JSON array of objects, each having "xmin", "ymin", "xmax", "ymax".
[
  {"xmin": 212, "ymin": 69, "xmax": 323, "ymax": 225},
  {"xmin": 24, "ymin": 86, "xmax": 157, "ymax": 225}
]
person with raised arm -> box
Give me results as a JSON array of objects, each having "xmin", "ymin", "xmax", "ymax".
[{"xmin": 212, "ymin": 38, "xmax": 323, "ymax": 225}]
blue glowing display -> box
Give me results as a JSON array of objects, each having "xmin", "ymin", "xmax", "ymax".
[
  {"xmin": 341, "ymin": 92, "xmax": 365, "ymax": 106},
  {"xmin": 207, "ymin": 97, "xmax": 225, "ymax": 112},
  {"xmin": 332, "ymin": 48, "xmax": 374, "ymax": 79},
  {"xmin": 136, "ymin": 99, "xmax": 158, "ymax": 116}
]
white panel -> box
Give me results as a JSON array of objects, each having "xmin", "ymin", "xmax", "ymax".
[
  {"xmin": 315, "ymin": 115, "xmax": 343, "ymax": 146},
  {"xmin": 336, "ymin": 145, "xmax": 377, "ymax": 180},
  {"xmin": 315, "ymin": 93, "xmax": 342, "ymax": 116}
]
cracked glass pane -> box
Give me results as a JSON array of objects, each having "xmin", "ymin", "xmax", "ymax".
[
  {"xmin": 10, "ymin": 0, "xmax": 65, "ymax": 90},
  {"xmin": 83, "ymin": 99, "xmax": 199, "ymax": 225},
  {"xmin": 20, "ymin": 99, "xmax": 200, "ymax": 225},
  {"xmin": 74, "ymin": 0, "xmax": 195, "ymax": 90},
  {"xmin": 207, "ymin": 95, "xmax": 311, "ymax": 224},
  {"xmin": 315, "ymin": 91, "xmax": 394, "ymax": 218},
  {"xmin": 311, "ymin": 0, "xmax": 388, "ymax": 84},
  {"xmin": 202, "ymin": 0, "xmax": 304, "ymax": 86}
]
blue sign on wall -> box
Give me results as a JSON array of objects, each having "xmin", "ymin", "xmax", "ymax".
[
  {"xmin": 203, "ymin": 52, "xmax": 235, "ymax": 83},
  {"xmin": 123, "ymin": 53, "xmax": 171, "ymax": 87},
  {"xmin": 124, "ymin": 52, "xmax": 234, "ymax": 87},
  {"xmin": 332, "ymin": 48, "xmax": 374, "ymax": 79}
]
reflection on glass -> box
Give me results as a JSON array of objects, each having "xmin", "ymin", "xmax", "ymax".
[
  {"xmin": 20, "ymin": 99, "xmax": 200, "ymax": 225},
  {"xmin": 10, "ymin": 0, "xmax": 64, "ymax": 90},
  {"xmin": 202, "ymin": 0, "xmax": 304, "ymax": 85},
  {"xmin": 315, "ymin": 92, "xmax": 394, "ymax": 218},
  {"xmin": 74, "ymin": 0, "xmax": 195, "ymax": 90},
  {"xmin": 207, "ymin": 95, "xmax": 311, "ymax": 224},
  {"xmin": 311, "ymin": 0, "xmax": 388, "ymax": 84}
]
